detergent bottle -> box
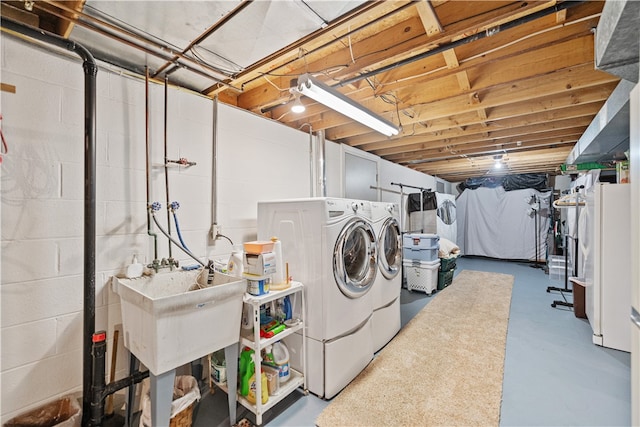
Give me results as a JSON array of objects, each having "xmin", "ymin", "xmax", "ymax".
[
  {"xmin": 272, "ymin": 341, "xmax": 290, "ymax": 383},
  {"xmin": 247, "ymin": 368, "xmax": 269, "ymax": 405},
  {"xmin": 241, "ymin": 304, "xmax": 254, "ymax": 331},
  {"xmin": 227, "ymin": 245, "xmax": 244, "ymax": 278},
  {"xmin": 239, "ymin": 348, "xmax": 254, "ymax": 396}
]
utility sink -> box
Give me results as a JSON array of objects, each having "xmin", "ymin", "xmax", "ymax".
[{"xmin": 112, "ymin": 269, "xmax": 246, "ymax": 375}]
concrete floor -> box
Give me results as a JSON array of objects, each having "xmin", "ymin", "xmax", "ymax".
[{"xmin": 170, "ymin": 256, "xmax": 630, "ymax": 426}]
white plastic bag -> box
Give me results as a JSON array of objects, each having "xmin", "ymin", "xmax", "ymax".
[{"xmin": 139, "ymin": 375, "xmax": 201, "ymax": 427}]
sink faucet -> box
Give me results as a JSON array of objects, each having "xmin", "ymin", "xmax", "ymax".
[
  {"xmin": 167, "ymin": 257, "xmax": 179, "ymax": 270},
  {"xmin": 148, "ymin": 257, "xmax": 180, "ymax": 273}
]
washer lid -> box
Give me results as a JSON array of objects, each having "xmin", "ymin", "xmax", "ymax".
[
  {"xmin": 378, "ymin": 217, "xmax": 402, "ymax": 279},
  {"xmin": 334, "ymin": 218, "xmax": 377, "ymax": 298}
]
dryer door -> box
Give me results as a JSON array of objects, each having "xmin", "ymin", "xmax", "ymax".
[
  {"xmin": 379, "ymin": 217, "xmax": 402, "ymax": 279},
  {"xmin": 334, "ymin": 219, "xmax": 377, "ymax": 298}
]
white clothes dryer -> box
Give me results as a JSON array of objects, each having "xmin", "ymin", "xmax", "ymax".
[
  {"xmin": 257, "ymin": 197, "xmax": 377, "ymax": 399},
  {"xmin": 370, "ymin": 202, "xmax": 402, "ymax": 352}
]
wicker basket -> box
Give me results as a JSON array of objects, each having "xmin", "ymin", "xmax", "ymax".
[
  {"xmin": 139, "ymin": 375, "xmax": 200, "ymax": 427},
  {"xmin": 170, "ymin": 402, "xmax": 194, "ymax": 427}
]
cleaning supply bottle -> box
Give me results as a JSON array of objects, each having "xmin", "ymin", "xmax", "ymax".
[
  {"xmin": 125, "ymin": 255, "xmax": 144, "ymax": 278},
  {"xmin": 262, "ymin": 344, "xmax": 275, "ymax": 366},
  {"xmin": 247, "ymin": 368, "xmax": 269, "ymax": 405},
  {"xmin": 272, "ymin": 341, "xmax": 290, "ymax": 383},
  {"xmin": 241, "ymin": 304, "xmax": 254, "ymax": 331},
  {"xmin": 239, "ymin": 348, "xmax": 254, "ymax": 396},
  {"xmin": 283, "ymin": 295, "xmax": 292, "ymax": 321},
  {"xmin": 227, "ymin": 245, "xmax": 244, "ymax": 278}
]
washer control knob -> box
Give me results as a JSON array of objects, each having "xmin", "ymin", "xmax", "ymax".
[{"xmin": 351, "ymin": 202, "xmax": 359, "ymax": 212}]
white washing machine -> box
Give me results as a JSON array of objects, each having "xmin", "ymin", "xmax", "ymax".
[
  {"xmin": 257, "ymin": 197, "xmax": 377, "ymax": 399},
  {"xmin": 370, "ymin": 202, "xmax": 402, "ymax": 352}
]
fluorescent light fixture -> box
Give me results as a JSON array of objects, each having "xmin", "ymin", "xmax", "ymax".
[{"xmin": 292, "ymin": 73, "xmax": 399, "ymax": 137}]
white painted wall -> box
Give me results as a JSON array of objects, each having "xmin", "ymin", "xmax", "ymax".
[{"xmin": 0, "ymin": 35, "xmax": 444, "ymax": 422}]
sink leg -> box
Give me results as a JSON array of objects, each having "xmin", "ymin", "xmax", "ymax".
[
  {"xmin": 125, "ymin": 353, "xmax": 140, "ymax": 427},
  {"xmin": 224, "ymin": 344, "xmax": 239, "ymax": 425},
  {"xmin": 150, "ymin": 369, "xmax": 176, "ymax": 427}
]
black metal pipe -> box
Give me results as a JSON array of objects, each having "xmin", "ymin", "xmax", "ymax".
[
  {"xmin": 103, "ymin": 368, "xmax": 150, "ymax": 399},
  {"xmin": 89, "ymin": 333, "xmax": 150, "ymax": 426},
  {"xmin": 336, "ymin": 1, "xmax": 587, "ymax": 88},
  {"xmin": 90, "ymin": 332, "xmax": 107, "ymax": 426},
  {"xmin": 0, "ymin": 17, "xmax": 98, "ymax": 426}
]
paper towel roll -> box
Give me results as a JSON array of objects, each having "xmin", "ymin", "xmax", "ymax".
[{"xmin": 271, "ymin": 236, "xmax": 285, "ymax": 286}]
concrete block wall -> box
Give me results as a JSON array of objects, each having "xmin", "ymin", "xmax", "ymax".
[
  {"xmin": 0, "ymin": 36, "xmax": 309, "ymax": 423},
  {"xmin": 1, "ymin": 35, "xmax": 443, "ymax": 422}
]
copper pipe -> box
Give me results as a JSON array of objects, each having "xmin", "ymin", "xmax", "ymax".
[
  {"xmin": 37, "ymin": 0, "xmax": 241, "ymax": 91},
  {"xmin": 153, "ymin": 0, "xmax": 253, "ymax": 77}
]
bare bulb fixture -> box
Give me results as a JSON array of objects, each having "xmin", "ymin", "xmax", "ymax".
[
  {"xmin": 291, "ymin": 95, "xmax": 305, "ymax": 113},
  {"xmin": 493, "ymin": 154, "xmax": 503, "ymax": 169}
]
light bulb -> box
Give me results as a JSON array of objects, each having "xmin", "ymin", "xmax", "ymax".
[{"xmin": 291, "ymin": 96, "xmax": 305, "ymax": 113}]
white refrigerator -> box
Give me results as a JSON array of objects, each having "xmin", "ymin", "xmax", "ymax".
[
  {"xmin": 584, "ymin": 183, "xmax": 631, "ymax": 353},
  {"xmin": 629, "ymin": 83, "xmax": 640, "ymax": 427}
]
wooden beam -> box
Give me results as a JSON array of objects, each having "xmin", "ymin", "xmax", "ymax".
[
  {"xmin": 240, "ymin": 0, "xmax": 595, "ymax": 112},
  {"xmin": 366, "ymin": 101, "xmax": 601, "ymax": 154},
  {"xmin": 1, "ymin": 83, "xmax": 16, "ymax": 94},
  {"xmin": 416, "ymin": 1, "xmax": 444, "ymax": 36},
  {"xmin": 284, "ymin": 30, "xmax": 607, "ymax": 137},
  {"xmin": 345, "ymin": 81, "xmax": 615, "ymax": 147},
  {"xmin": 0, "ymin": 2, "xmax": 39, "ymax": 27},
  {"xmin": 57, "ymin": 0, "xmax": 85, "ymax": 38}
]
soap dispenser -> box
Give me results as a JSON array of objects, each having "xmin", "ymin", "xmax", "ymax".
[{"xmin": 125, "ymin": 255, "xmax": 144, "ymax": 279}]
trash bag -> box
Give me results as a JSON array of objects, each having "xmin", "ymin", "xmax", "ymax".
[
  {"xmin": 4, "ymin": 395, "xmax": 81, "ymax": 427},
  {"xmin": 138, "ymin": 375, "xmax": 201, "ymax": 427}
]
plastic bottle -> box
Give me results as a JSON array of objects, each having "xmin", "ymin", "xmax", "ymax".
[
  {"xmin": 262, "ymin": 344, "xmax": 275, "ymax": 365},
  {"xmin": 227, "ymin": 245, "xmax": 244, "ymax": 278},
  {"xmin": 283, "ymin": 296, "xmax": 292, "ymax": 320},
  {"xmin": 241, "ymin": 304, "xmax": 254, "ymax": 331},
  {"xmin": 125, "ymin": 255, "xmax": 144, "ymax": 279},
  {"xmin": 239, "ymin": 348, "xmax": 254, "ymax": 396},
  {"xmin": 247, "ymin": 369, "xmax": 269, "ymax": 405},
  {"xmin": 272, "ymin": 341, "xmax": 290, "ymax": 383}
]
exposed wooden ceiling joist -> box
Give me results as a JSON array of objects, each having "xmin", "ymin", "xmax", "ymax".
[{"xmin": 3, "ymin": 0, "xmax": 619, "ymax": 183}]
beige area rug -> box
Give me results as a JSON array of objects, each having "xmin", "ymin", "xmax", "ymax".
[{"xmin": 316, "ymin": 269, "xmax": 514, "ymax": 427}]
